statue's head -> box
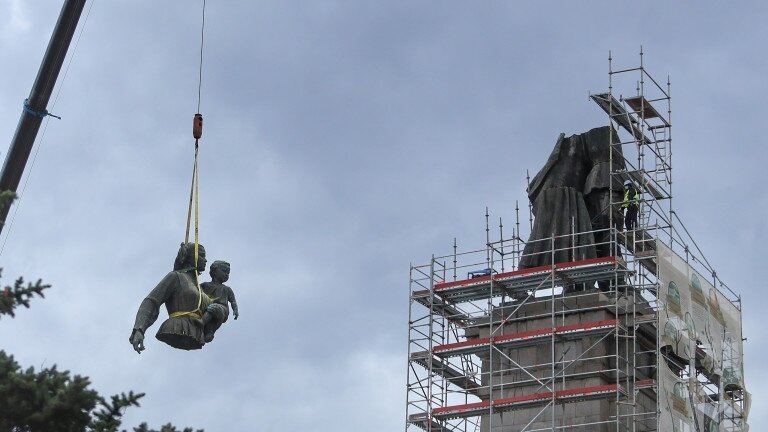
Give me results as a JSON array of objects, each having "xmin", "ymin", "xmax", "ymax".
[
  {"xmin": 210, "ymin": 260, "xmax": 230, "ymax": 283},
  {"xmin": 174, "ymin": 242, "xmax": 207, "ymax": 273}
]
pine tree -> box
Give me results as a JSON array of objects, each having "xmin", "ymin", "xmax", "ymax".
[{"xmin": 0, "ymin": 274, "xmax": 203, "ymax": 432}]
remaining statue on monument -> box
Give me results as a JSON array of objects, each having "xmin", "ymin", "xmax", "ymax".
[{"xmin": 521, "ymin": 126, "xmax": 625, "ymax": 269}]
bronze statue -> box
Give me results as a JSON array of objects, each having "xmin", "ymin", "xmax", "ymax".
[
  {"xmin": 129, "ymin": 242, "xmax": 227, "ymax": 352},
  {"xmin": 201, "ymin": 260, "xmax": 239, "ymax": 342},
  {"xmin": 521, "ymin": 126, "xmax": 625, "ymax": 269}
]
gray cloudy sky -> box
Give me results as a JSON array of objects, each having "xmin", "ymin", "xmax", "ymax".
[{"xmin": 0, "ymin": 1, "xmax": 766, "ymax": 431}]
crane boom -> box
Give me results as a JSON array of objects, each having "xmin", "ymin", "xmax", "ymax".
[{"xmin": 0, "ymin": 0, "xmax": 87, "ymax": 235}]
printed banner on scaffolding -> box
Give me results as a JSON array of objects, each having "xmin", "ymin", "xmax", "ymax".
[{"xmin": 657, "ymin": 240, "xmax": 748, "ymax": 431}]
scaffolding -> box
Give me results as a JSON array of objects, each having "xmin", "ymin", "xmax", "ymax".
[{"xmin": 405, "ymin": 50, "xmax": 748, "ymax": 432}]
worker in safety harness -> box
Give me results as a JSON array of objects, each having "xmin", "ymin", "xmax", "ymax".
[{"xmin": 622, "ymin": 182, "xmax": 640, "ymax": 231}]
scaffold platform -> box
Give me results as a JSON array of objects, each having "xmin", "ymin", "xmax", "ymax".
[
  {"xmin": 409, "ymin": 351, "xmax": 482, "ymax": 396},
  {"xmin": 411, "ymin": 290, "xmax": 470, "ymax": 325},
  {"xmin": 407, "ymin": 416, "xmax": 452, "ymax": 432},
  {"xmin": 617, "ymin": 230, "xmax": 658, "ymax": 275},
  {"xmin": 408, "ymin": 384, "xmax": 627, "ymax": 424},
  {"xmin": 428, "ymin": 256, "xmax": 626, "ymax": 304},
  {"xmin": 590, "ymin": 92, "xmax": 651, "ymax": 143},
  {"xmin": 426, "ymin": 319, "xmax": 621, "ymax": 358}
]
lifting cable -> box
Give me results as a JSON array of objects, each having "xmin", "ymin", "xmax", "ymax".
[{"xmin": 177, "ymin": 0, "xmax": 207, "ymax": 318}]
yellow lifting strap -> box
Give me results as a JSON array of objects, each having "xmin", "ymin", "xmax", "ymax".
[
  {"xmin": 172, "ymin": 1, "xmax": 208, "ymax": 322},
  {"xmin": 169, "ymin": 310, "xmax": 202, "ymax": 320},
  {"xmin": 175, "ymin": 123, "xmax": 204, "ymax": 320}
]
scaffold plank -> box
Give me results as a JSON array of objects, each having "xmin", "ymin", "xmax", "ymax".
[
  {"xmin": 616, "ymin": 230, "xmax": 658, "ymax": 275},
  {"xmin": 624, "ymin": 95, "xmax": 668, "ymax": 124},
  {"xmin": 411, "ymin": 290, "xmax": 470, "ymax": 324},
  {"xmin": 591, "ymin": 93, "xmax": 652, "ymax": 143},
  {"xmin": 431, "ymin": 384, "xmax": 626, "ymax": 420},
  {"xmin": 407, "ymin": 414, "xmax": 453, "ymax": 432},
  {"xmin": 635, "ymin": 379, "xmax": 656, "ymax": 390},
  {"xmin": 410, "ymin": 351, "xmax": 482, "ymax": 396},
  {"xmin": 433, "ymin": 256, "xmax": 625, "ymax": 303},
  {"xmin": 432, "ymin": 319, "xmax": 621, "ymax": 358}
]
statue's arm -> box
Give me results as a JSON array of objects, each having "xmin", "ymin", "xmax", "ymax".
[
  {"xmin": 228, "ymin": 286, "xmax": 239, "ymax": 318},
  {"xmin": 133, "ymin": 297, "xmax": 161, "ymax": 335},
  {"xmin": 131, "ymin": 272, "xmax": 176, "ymax": 335}
]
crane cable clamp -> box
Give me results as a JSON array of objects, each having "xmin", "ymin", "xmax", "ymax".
[{"xmin": 23, "ymin": 98, "xmax": 61, "ymax": 120}]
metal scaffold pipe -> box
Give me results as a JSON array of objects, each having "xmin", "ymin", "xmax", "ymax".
[{"xmin": 0, "ymin": 0, "xmax": 87, "ymax": 234}]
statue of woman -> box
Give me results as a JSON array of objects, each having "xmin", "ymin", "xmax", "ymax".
[{"xmin": 129, "ymin": 242, "xmax": 227, "ymax": 352}]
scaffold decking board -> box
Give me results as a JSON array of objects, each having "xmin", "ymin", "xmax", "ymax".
[
  {"xmin": 431, "ymin": 319, "xmax": 620, "ymax": 358},
  {"xmin": 431, "ymin": 384, "xmax": 625, "ymax": 420},
  {"xmin": 407, "ymin": 414, "xmax": 452, "ymax": 432},
  {"xmin": 591, "ymin": 93, "xmax": 652, "ymax": 144},
  {"xmin": 617, "ymin": 230, "xmax": 658, "ymax": 275},
  {"xmin": 410, "ymin": 351, "xmax": 482, "ymax": 396},
  {"xmin": 623, "ymin": 95, "xmax": 668, "ymax": 123},
  {"xmin": 433, "ymin": 256, "xmax": 625, "ymax": 303},
  {"xmin": 635, "ymin": 379, "xmax": 656, "ymax": 390},
  {"xmin": 411, "ymin": 290, "xmax": 470, "ymax": 324},
  {"xmin": 434, "ymin": 257, "xmax": 619, "ymax": 291}
]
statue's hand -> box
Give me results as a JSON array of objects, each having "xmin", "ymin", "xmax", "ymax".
[
  {"xmin": 233, "ymin": 310, "xmax": 239, "ymax": 320},
  {"xmin": 129, "ymin": 329, "xmax": 145, "ymax": 354}
]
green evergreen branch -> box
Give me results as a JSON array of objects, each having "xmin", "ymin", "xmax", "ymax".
[
  {"xmin": 88, "ymin": 391, "xmax": 145, "ymax": 432},
  {"xmin": 0, "ymin": 271, "xmax": 50, "ymax": 319}
]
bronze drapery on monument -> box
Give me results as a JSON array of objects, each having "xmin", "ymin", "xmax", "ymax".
[{"xmin": 520, "ymin": 126, "xmax": 625, "ymax": 269}]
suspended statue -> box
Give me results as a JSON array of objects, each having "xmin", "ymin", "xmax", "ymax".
[
  {"xmin": 520, "ymin": 126, "xmax": 625, "ymax": 269},
  {"xmin": 129, "ymin": 243, "xmax": 229, "ymax": 352},
  {"xmin": 127, "ymin": 0, "xmax": 232, "ymax": 352},
  {"xmin": 201, "ymin": 260, "xmax": 239, "ymax": 342}
]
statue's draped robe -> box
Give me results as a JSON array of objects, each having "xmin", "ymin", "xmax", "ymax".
[
  {"xmin": 583, "ymin": 127, "xmax": 626, "ymax": 259},
  {"xmin": 520, "ymin": 126, "xmax": 624, "ymax": 269},
  {"xmin": 133, "ymin": 270, "xmax": 213, "ymax": 350}
]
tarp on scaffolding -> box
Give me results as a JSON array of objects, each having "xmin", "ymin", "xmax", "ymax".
[{"xmin": 657, "ymin": 240, "xmax": 748, "ymax": 431}]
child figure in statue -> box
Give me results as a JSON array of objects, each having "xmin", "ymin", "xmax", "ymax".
[{"xmin": 201, "ymin": 260, "xmax": 239, "ymax": 342}]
